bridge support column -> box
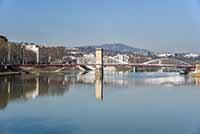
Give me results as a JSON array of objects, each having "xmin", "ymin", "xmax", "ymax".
[
  {"xmin": 95, "ymin": 48, "xmax": 103, "ymax": 101},
  {"xmin": 95, "ymin": 48, "xmax": 103, "ymax": 74}
]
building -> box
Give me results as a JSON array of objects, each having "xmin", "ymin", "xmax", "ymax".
[
  {"xmin": 157, "ymin": 53, "xmax": 175, "ymax": 58},
  {"xmin": 103, "ymin": 54, "xmax": 129, "ymax": 64},
  {"xmin": 113, "ymin": 54, "xmax": 129, "ymax": 64},
  {"xmin": 184, "ymin": 53, "xmax": 199, "ymax": 58},
  {"xmin": 25, "ymin": 44, "xmax": 39, "ymax": 64},
  {"xmin": 77, "ymin": 53, "xmax": 95, "ymax": 64},
  {"xmin": 0, "ymin": 36, "xmax": 8, "ymax": 64}
]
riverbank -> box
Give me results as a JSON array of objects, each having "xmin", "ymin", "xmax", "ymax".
[{"xmin": 0, "ymin": 71, "xmax": 21, "ymax": 76}]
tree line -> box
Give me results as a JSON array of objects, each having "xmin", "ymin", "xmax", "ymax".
[{"xmin": 0, "ymin": 36, "xmax": 67, "ymax": 65}]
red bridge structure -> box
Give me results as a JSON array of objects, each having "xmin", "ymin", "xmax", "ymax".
[
  {"xmin": 8, "ymin": 57, "xmax": 195, "ymax": 69},
  {"xmin": 3, "ymin": 49, "xmax": 197, "ymax": 72},
  {"xmin": 9, "ymin": 63, "xmax": 195, "ymax": 69}
]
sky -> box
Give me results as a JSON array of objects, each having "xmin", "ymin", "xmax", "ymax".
[{"xmin": 0, "ymin": 0, "xmax": 200, "ymax": 52}]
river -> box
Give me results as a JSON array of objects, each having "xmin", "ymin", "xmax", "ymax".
[{"xmin": 0, "ymin": 72, "xmax": 200, "ymax": 134}]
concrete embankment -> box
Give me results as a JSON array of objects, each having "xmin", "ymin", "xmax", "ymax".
[{"xmin": 0, "ymin": 65, "xmax": 25, "ymax": 76}]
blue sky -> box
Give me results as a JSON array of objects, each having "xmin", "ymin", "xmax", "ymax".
[{"xmin": 0, "ymin": 0, "xmax": 200, "ymax": 52}]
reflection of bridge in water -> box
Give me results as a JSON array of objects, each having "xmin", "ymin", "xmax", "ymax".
[
  {"xmin": 77, "ymin": 72, "xmax": 199, "ymax": 101},
  {"xmin": 0, "ymin": 72, "xmax": 199, "ymax": 109},
  {"xmin": 77, "ymin": 72, "xmax": 195, "ymax": 87}
]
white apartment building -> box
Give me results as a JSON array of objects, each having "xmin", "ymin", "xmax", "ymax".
[{"xmin": 25, "ymin": 44, "xmax": 40, "ymax": 64}]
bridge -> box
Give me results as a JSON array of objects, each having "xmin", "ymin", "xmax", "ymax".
[
  {"xmin": 1, "ymin": 48, "xmax": 196, "ymax": 72},
  {"xmin": 8, "ymin": 56, "xmax": 195, "ymax": 69},
  {"xmin": 9, "ymin": 63, "xmax": 195, "ymax": 68}
]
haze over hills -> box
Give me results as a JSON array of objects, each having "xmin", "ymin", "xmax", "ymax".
[{"xmin": 77, "ymin": 43, "xmax": 151, "ymax": 55}]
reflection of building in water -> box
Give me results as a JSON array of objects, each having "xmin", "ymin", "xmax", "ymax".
[
  {"xmin": 77, "ymin": 72, "xmax": 195, "ymax": 88},
  {"xmin": 0, "ymin": 72, "xmax": 197, "ymax": 110},
  {"xmin": 95, "ymin": 72, "xmax": 103, "ymax": 101},
  {"xmin": 0, "ymin": 74, "xmax": 72, "ymax": 110},
  {"xmin": 194, "ymin": 77, "xmax": 200, "ymax": 86},
  {"xmin": 144, "ymin": 76, "xmax": 194, "ymax": 87},
  {"xmin": 0, "ymin": 78, "xmax": 9, "ymax": 109},
  {"xmin": 77, "ymin": 72, "xmax": 129, "ymax": 87},
  {"xmin": 38, "ymin": 74, "xmax": 71, "ymax": 96},
  {"xmin": 24, "ymin": 77, "xmax": 39, "ymax": 99},
  {"xmin": 77, "ymin": 72, "xmax": 95, "ymax": 84}
]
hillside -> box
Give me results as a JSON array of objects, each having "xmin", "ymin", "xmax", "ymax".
[{"xmin": 77, "ymin": 43, "xmax": 150, "ymax": 55}]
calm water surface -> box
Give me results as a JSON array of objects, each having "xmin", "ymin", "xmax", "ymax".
[{"xmin": 0, "ymin": 72, "xmax": 200, "ymax": 134}]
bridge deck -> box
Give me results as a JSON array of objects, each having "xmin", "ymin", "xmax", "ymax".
[{"xmin": 8, "ymin": 64, "xmax": 195, "ymax": 68}]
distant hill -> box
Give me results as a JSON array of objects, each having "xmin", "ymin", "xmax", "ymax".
[{"xmin": 77, "ymin": 43, "xmax": 150, "ymax": 55}]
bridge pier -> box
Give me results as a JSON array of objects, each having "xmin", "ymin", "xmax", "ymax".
[
  {"xmin": 95, "ymin": 48, "xmax": 104, "ymax": 75},
  {"xmin": 95, "ymin": 48, "xmax": 103, "ymax": 101}
]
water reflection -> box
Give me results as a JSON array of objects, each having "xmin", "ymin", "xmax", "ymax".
[
  {"xmin": 77, "ymin": 72, "xmax": 196, "ymax": 88},
  {"xmin": 0, "ymin": 72, "xmax": 199, "ymax": 110},
  {"xmin": 0, "ymin": 74, "xmax": 72, "ymax": 110},
  {"xmin": 95, "ymin": 72, "xmax": 103, "ymax": 101},
  {"xmin": 194, "ymin": 77, "xmax": 200, "ymax": 86}
]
